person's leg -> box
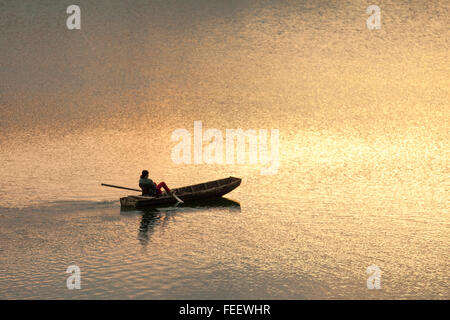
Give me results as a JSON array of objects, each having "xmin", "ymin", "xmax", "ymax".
[{"xmin": 156, "ymin": 182, "xmax": 171, "ymax": 194}]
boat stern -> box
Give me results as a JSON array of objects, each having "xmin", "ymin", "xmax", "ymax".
[{"xmin": 120, "ymin": 196, "xmax": 138, "ymax": 209}]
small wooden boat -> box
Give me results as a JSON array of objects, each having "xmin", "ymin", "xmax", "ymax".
[{"xmin": 119, "ymin": 176, "xmax": 241, "ymax": 208}]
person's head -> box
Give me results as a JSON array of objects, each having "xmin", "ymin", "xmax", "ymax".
[{"xmin": 140, "ymin": 170, "xmax": 149, "ymax": 179}]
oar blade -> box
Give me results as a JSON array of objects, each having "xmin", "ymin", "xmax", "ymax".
[{"xmin": 173, "ymin": 193, "xmax": 184, "ymax": 204}]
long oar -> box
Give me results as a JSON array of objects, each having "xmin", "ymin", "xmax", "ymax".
[
  {"xmin": 101, "ymin": 183, "xmax": 141, "ymax": 192},
  {"xmin": 102, "ymin": 183, "xmax": 184, "ymax": 204}
]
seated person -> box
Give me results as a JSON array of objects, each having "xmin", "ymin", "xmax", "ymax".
[{"xmin": 139, "ymin": 170, "xmax": 173, "ymax": 197}]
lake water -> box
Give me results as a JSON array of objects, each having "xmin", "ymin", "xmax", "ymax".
[{"xmin": 0, "ymin": 0, "xmax": 448, "ymax": 299}]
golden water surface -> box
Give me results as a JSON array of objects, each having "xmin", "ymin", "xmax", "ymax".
[{"xmin": 0, "ymin": 0, "xmax": 448, "ymax": 299}]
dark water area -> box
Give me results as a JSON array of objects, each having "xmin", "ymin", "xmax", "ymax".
[{"xmin": 0, "ymin": 0, "xmax": 448, "ymax": 299}]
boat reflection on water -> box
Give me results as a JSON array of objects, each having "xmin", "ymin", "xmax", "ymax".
[
  {"xmin": 136, "ymin": 209, "xmax": 162, "ymax": 244},
  {"xmin": 120, "ymin": 197, "xmax": 241, "ymax": 245}
]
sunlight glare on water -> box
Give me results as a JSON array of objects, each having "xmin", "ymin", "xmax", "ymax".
[{"xmin": 0, "ymin": 0, "xmax": 448, "ymax": 299}]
